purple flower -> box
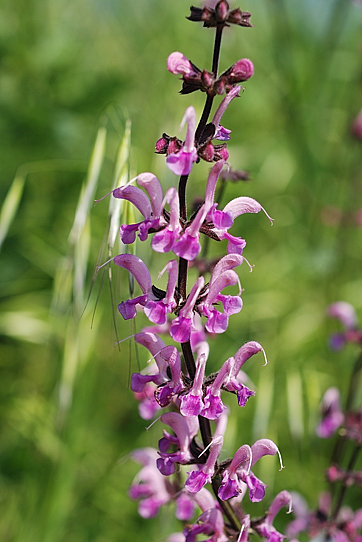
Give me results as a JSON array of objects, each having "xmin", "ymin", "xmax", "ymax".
[
  {"xmin": 166, "ymin": 107, "xmax": 198, "ymax": 176},
  {"xmin": 113, "ymin": 254, "xmax": 154, "ymax": 319},
  {"xmin": 211, "ymin": 196, "xmax": 274, "ymax": 255},
  {"xmin": 167, "ymin": 52, "xmax": 198, "ymax": 77},
  {"xmin": 129, "ymin": 448, "xmax": 172, "ymax": 518},
  {"xmin": 180, "ymin": 353, "xmax": 207, "ymax": 416},
  {"xmin": 328, "ymin": 301, "xmax": 358, "ymax": 330},
  {"xmin": 170, "ymin": 277, "xmax": 205, "ymax": 343},
  {"xmin": 185, "ymin": 436, "xmax": 223, "ymax": 493},
  {"xmin": 218, "ymin": 444, "xmax": 251, "ymax": 500},
  {"xmin": 212, "ymin": 85, "xmax": 241, "ymax": 141},
  {"xmin": 113, "ymin": 254, "xmax": 178, "ymax": 326},
  {"xmin": 112, "ymin": 172, "xmax": 165, "ymax": 244},
  {"xmin": 134, "ymin": 384, "xmax": 161, "ymax": 420},
  {"xmin": 154, "ymin": 345, "xmax": 184, "ymax": 407},
  {"xmin": 200, "ymin": 359, "xmax": 231, "ymax": 420},
  {"xmin": 143, "ymin": 259, "xmax": 178, "ymax": 324},
  {"xmin": 198, "ymin": 254, "xmax": 244, "ymax": 334},
  {"xmin": 223, "ymin": 341, "xmax": 267, "ymax": 406},
  {"xmin": 151, "ymin": 189, "xmax": 182, "ymax": 254},
  {"xmin": 219, "ymin": 438, "xmax": 283, "ymax": 503},
  {"xmin": 253, "ymin": 490, "xmax": 292, "ymax": 542},
  {"xmin": 130, "ymin": 332, "xmax": 168, "ymax": 392},
  {"xmin": 316, "ymin": 387, "xmax": 344, "ymax": 438},
  {"xmin": 227, "ymin": 58, "xmax": 254, "ymax": 83},
  {"xmin": 327, "ymin": 301, "xmax": 362, "ymax": 350},
  {"xmin": 175, "ymin": 492, "xmax": 196, "ymax": 521},
  {"xmin": 157, "ymin": 412, "xmax": 197, "ymax": 475},
  {"xmin": 183, "ymin": 507, "xmax": 229, "ymax": 542}
]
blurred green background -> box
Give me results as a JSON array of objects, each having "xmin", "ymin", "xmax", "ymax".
[{"xmin": 1, "ymin": 0, "xmax": 361, "ymax": 540}]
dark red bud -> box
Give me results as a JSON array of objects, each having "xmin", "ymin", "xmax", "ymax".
[
  {"xmin": 215, "ymin": 0, "xmax": 229, "ymax": 22},
  {"xmin": 155, "ymin": 137, "xmax": 168, "ymax": 154}
]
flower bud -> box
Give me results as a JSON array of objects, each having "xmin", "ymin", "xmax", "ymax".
[
  {"xmin": 201, "ymin": 69, "xmax": 214, "ymax": 89},
  {"xmin": 214, "ymin": 145, "xmax": 229, "ymax": 161},
  {"xmin": 199, "ymin": 142, "xmax": 215, "ymax": 162},
  {"xmin": 215, "ymin": 0, "xmax": 229, "ymax": 22},
  {"xmin": 228, "ymin": 8, "xmax": 252, "ymax": 27},
  {"xmin": 229, "ymin": 59, "xmax": 254, "ymax": 83},
  {"xmin": 155, "ymin": 137, "xmax": 169, "ymax": 154},
  {"xmin": 167, "ymin": 52, "xmax": 194, "ymax": 76},
  {"xmin": 167, "ymin": 137, "xmax": 182, "ymax": 155}
]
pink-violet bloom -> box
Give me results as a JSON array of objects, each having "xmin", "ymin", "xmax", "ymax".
[
  {"xmin": 198, "ymin": 253, "xmax": 244, "ymax": 334},
  {"xmin": 180, "ymin": 353, "xmax": 207, "ymax": 417},
  {"xmin": 167, "ymin": 52, "xmax": 200, "ymax": 78},
  {"xmin": 154, "ymin": 345, "xmax": 184, "ymax": 407},
  {"xmin": 327, "ymin": 301, "xmax": 362, "ymax": 350},
  {"xmin": 130, "ymin": 332, "xmax": 168, "ymax": 392},
  {"xmin": 166, "ymin": 106, "xmax": 198, "ymax": 176},
  {"xmin": 170, "ymin": 277, "xmax": 205, "ymax": 343},
  {"xmin": 218, "ymin": 439, "xmax": 283, "ymax": 503},
  {"xmin": 113, "ymin": 254, "xmax": 154, "ymax": 320},
  {"xmin": 183, "ymin": 507, "xmax": 229, "ymax": 542},
  {"xmin": 143, "ymin": 259, "xmax": 178, "ymax": 324},
  {"xmin": 185, "ymin": 436, "xmax": 223, "ymax": 493},
  {"xmin": 223, "ymin": 341, "xmax": 267, "ymax": 406},
  {"xmin": 129, "ymin": 448, "xmax": 172, "ymax": 518},
  {"xmin": 212, "ymin": 85, "xmax": 241, "ymax": 141},
  {"xmin": 157, "ymin": 412, "xmax": 198, "ymax": 475},
  {"xmin": 112, "ymin": 172, "xmax": 165, "ymax": 245},
  {"xmin": 114, "ymin": 254, "xmax": 177, "ymax": 325},
  {"xmin": 211, "ymin": 196, "xmax": 274, "ymax": 255},
  {"xmin": 316, "ymin": 387, "xmax": 344, "ymax": 438},
  {"xmin": 227, "ymin": 58, "xmax": 254, "ymax": 84},
  {"xmin": 134, "ymin": 384, "xmax": 161, "ymax": 420},
  {"xmin": 253, "ymin": 490, "xmax": 292, "ymax": 542},
  {"xmin": 151, "ymin": 189, "xmax": 182, "ymax": 254}
]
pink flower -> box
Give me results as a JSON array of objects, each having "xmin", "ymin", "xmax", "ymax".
[{"xmin": 166, "ymin": 106, "xmax": 198, "ymax": 176}]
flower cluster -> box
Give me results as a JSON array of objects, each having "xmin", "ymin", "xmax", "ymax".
[{"xmin": 98, "ymin": 2, "xmax": 295, "ymax": 540}]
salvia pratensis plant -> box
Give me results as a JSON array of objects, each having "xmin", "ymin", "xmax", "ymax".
[{"xmin": 96, "ymin": 2, "xmax": 361, "ymax": 541}]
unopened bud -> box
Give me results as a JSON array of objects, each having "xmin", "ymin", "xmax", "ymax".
[
  {"xmin": 167, "ymin": 137, "xmax": 182, "ymax": 155},
  {"xmin": 201, "ymin": 70, "xmax": 214, "ymax": 89},
  {"xmin": 228, "ymin": 8, "xmax": 252, "ymax": 27},
  {"xmin": 217, "ymin": 147, "xmax": 229, "ymax": 161},
  {"xmin": 167, "ymin": 52, "xmax": 193, "ymax": 76},
  {"xmin": 229, "ymin": 59, "xmax": 254, "ymax": 83},
  {"xmin": 214, "ymin": 77, "xmax": 227, "ymax": 95},
  {"xmin": 214, "ymin": 145, "xmax": 229, "ymax": 161},
  {"xmin": 215, "ymin": 0, "xmax": 229, "ymax": 22},
  {"xmin": 199, "ymin": 142, "xmax": 215, "ymax": 162},
  {"xmin": 155, "ymin": 137, "xmax": 168, "ymax": 154}
]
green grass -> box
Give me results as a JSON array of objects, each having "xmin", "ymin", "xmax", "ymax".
[{"xmin": 1, "ymin": 0, "xmax": 361, "ymax": 540}]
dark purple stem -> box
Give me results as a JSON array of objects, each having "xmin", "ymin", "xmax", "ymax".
[{"xmin": 176, "ymin": 21, "xmax": 237, "ymax": 530}]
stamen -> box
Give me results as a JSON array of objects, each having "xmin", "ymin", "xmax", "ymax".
[
  {"xmin": 114, "ymin": 333, "xmax": 137, "ymax": 346},
  {"xmin": 242, "ymin": 256, "xmax": 255, "ymax": 272},
  {"xmin": 276, "ymin": 446, "xmax": 285, "ymax": 471},
  {"xmin": 198, "ymin": 435, "xmax": 223, "ymax": 458},
  {"xmin": 145, "ymin": 415, "xmax": 162, "ymax": 431},
  {"xmin": 261, "ymin": 346, "xmax": 268, "ymax": 366},
  {"xmin": 237, "ymin": 523, "xmax": 245, "ymax": 542},
  {"xmin": 261, "ymin": 205, "xmax": 274, "ymax": 225},
  {"xmin": 94, "ymin": 189, "xmax": 114, "ymax": 205},
  {"xmin": 96, "ymin": 256, "xmax": 115, "ymax": 271}
]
